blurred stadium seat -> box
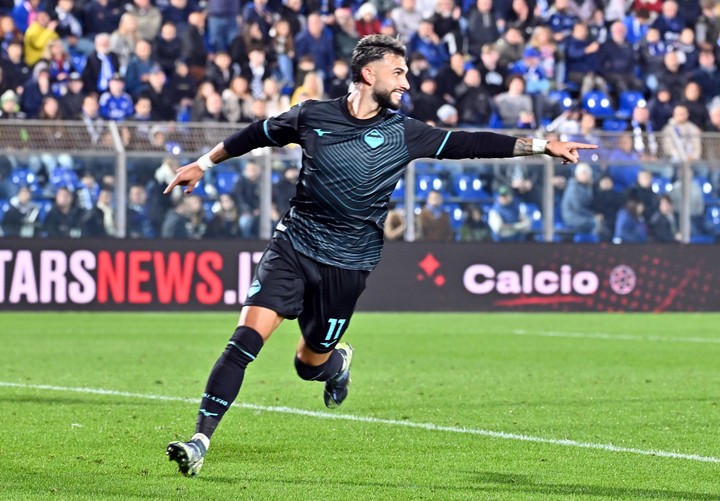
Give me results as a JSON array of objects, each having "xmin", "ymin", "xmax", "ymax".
[
  {"xmin": 215, "ymin": 170, "xmax": 240, "ymax": 195},
  {"xmin": 616, "ymin": 90, "xmax": 646, "ymax": 119},
  {"xmin": 582, "ymin": 90, "xmax": 615, "ymax": 119}
]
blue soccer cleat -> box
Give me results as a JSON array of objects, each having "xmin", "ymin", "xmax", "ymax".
[
  {"xmin": 324, "ymin": 342, "xmax": 354, "ymax": 409},
  {"xmin": 166, "ymin": 438, "xmax": 207, "ymax": 477}
]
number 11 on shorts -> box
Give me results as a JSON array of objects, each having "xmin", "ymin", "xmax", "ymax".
[{"xmin": 325, "ymin": 318, "xmax": 347, "ymax": 343}]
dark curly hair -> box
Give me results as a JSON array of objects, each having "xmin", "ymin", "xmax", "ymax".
[{"xmin": 351, "ymin": 35, "xmax": 406, "ymax": 84}]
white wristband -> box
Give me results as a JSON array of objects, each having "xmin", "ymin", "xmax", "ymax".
[
  {"xmin": 532, "ymin": 139, "xmax": 548, "ymax": 155},
  {"xmin": 197, "ymin": 153, "xmax": 216, "ymax": 172}
]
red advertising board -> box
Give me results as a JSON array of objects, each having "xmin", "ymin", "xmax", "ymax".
[{"xmin": 0, "ymin": 239, "xmax": 718, "ymax": 312}]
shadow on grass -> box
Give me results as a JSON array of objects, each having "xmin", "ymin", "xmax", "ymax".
[
  {"xmin": 469, "ymin": 471, "xmax": 720, "ymax": 500},
  {"xmin": 196, "ymin": 470, "xmax": 720, "ymax": 499}
]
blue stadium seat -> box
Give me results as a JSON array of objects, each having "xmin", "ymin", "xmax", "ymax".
[
  {"xmin": 573, "ymin": 232, "xmax": 600, "ymax": 243},
  {"xmin": 602, "ymin": 119, "xmax": 628, "ymax": 131},
  {"xmin": 452, "ymin": 173, "xmax": 488, "ymax": 202},
  {"xmin": 0, "ymin": 199, "xmax": 9, "ymax": 223},
  {"xmin": 616, "ymin": 90, "xmax": 645, "ymax": 119},
  {"xmin": 416, "ymin": 174, "xmax": 445, "ymax": 199},
  {"xmin": 690, "ymin": 235, "xmax": 714, "ymax": 244},
  {"xmin": 391, "ymin": 177, "xmax": 405, "ymax": 201},
  {"xmin": 582, "ymin": 90, "xmax": 615, "ymax": 119},
  {"xmin": 651, "ymin": 176, "xmax": 673, "ymax": 195},
  {"xmin": 443, "ymin": 203, "xmax": 465, "ymax": 231},
  {"xmin": 38, "ymin": 200, "xmax": 54, "ymax": 221},
  {"xmin": 215, "ymin": 170, "xmax": 239, "ymax": 195},
  {"xmin": 695, "ymin": 176, "xmax": 714, "ymax": 202},
  {"xmin": 549, "ymin": 89, "xmax": 573, "ymax": 111},
  {"xmin": 202, "ymin": 200, "xmax": 217, "ymax": 220}
]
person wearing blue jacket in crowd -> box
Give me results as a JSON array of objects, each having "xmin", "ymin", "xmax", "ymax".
[
  {"xmin": 294, "ymin": 12, "xmax": 335, "ymax": 82},
  {"xmin": 614, "ymin": 198, "xmax": 648, "ymax": 243},
  {"xmin": 488, "ymin": 185, "xmax": 532, "ymax": 241},
  {"xmin": 99, "ymin": 73, "xmax": 134, "ymax": 120}
]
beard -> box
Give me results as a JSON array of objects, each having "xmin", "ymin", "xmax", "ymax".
[{"xmin": 372, "ymin": 87, "xmax": 400, "ymax": 110}]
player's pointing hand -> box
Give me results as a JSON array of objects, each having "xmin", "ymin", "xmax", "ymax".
[
  {"xmin": 546, "ymin": 141, "xmax": 598, "ymax": 164},
  {"xmin": 163, "ymin": 163, "xmax": 205, "ymax": 195}
]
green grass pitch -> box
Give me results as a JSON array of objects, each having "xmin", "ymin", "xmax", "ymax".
[{"xmin": 1, "ymin": 312, "xmax": 719, "ymax": 500}]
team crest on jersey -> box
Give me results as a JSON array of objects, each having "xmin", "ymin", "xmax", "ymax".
[
  {"xmin": 364, "ymin": 129, "xmax": 385, "ymax": 149},
  {"xmin": 248, "ymin": 280, "xmax": 261, "ymax": 298}
]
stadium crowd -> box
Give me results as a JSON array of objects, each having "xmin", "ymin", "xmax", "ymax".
[{"xmin": 1, "ymin": 0, "xmax": 720, "ymax": 242}]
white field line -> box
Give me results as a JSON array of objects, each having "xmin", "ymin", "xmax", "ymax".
[
  {"xmin": 512, "ymin": 329, "xmax": 720, "ymax": 344},
  {"xmin": 1, "ymin": 381, "xmax": 719, "ymax": 464}
]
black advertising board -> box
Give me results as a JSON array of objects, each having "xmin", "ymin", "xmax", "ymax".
[{"xmin": 1, "ymin": 239, "xmax": 718, "ymax": 312}]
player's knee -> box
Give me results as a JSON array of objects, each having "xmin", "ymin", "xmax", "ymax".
[
  {"xmin": 222, "ymin": 326, "xmax": 264, "ymax": 368},
  {"xmin": 294, "ymin": 356, "xmax": 327, "ymax": 381}
]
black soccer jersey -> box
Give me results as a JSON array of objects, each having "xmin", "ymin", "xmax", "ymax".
[{"xmin": 223, "ymin": 95, "xmax": 518, "ymax": 271}]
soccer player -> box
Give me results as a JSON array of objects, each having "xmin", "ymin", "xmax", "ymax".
[{"xmin": 164, "ymin": 34, "xmax": 597, "ymax": 476}]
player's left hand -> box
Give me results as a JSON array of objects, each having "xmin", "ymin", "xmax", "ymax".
[{"xmin": 546, "ymin": 141, "xmax": 598, "ymax": 164}]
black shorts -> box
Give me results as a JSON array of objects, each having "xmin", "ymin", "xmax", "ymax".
[{"xmin": 245, "ymin": 238, "xmax": 369, "ymax": 353}]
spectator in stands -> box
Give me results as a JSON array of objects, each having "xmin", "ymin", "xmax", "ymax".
[
  {"xmin": 648, "ymin": 85, "xmax": 675, "ymax": 130},
  {"xmin": 205, "ymin": 193, "xmax": 241, "ymax": 239},
  {"xmin": 98, "ymin": 73, "xmax": 133, "ymax": 120},
  {"xmin": 21, "ymin": 65, "xmax": 52, "ymax": 118},
  {"xmin": 638, "ymin": 27, "xmax": 666, "ymax": 94},
  {"xmin": 408, "ymin": 18, "xmax": 449, "ymax": 75},
  {"xmin": 52, "ymin": 0, "xmax": 83, "ymax": 41},
  {"xmin": 477, "ymin": 44, "xmax": 507, "ymax": 97},
  {"xmin": 124, "ymin": 39, "xmax": 154, "ymax": 97},
  {"xmin": 488, "ymin": 185, "xmax": 532, "ymax": 241},
  {"xmin": 565, "ymin": 22, "xmax": 607, "ymax": 97},
  {"xmin": 206, "ymin": 51, "xmax": 236, "ymax": 93},
  {"xmin": 459, "ymin": 204, "xmax": 491, "ymax": 241},
  {"xmin": 263, "ymin": 77, "xmax": 290, "ymax": 117},
  {"xmin": 355, "ymin": 2, "xmax": 381, "ymax": 38},
  {"xmin": 233, "ymin": 160, "xmax": 262, "ymax": 239},
  {"xmin": 679, "ymin": 81, "xmax": 710, "ymax": 130},
  {"xmin": 561, "ymin": 162, "xmax": 603, "ymax": 235},
  {"xmin": 11, "ymin": 0, "xmax": 40, "ymax": 33},
  {"xmin": 649, "ymin": 194, "xmax": 680, "ymax": 242},
  {"xmin": 243, "ymin": 46, "xmax": 272, "ymax": 100},
  {"xmin": 127, "ymin": 0, "xmax": 162, "ymax": 42},
  {"xmin": 291, "ymin": 71, "xmax": 325, "ymax": 106},
  {"xmin": 622, "ymin": 7, "xmax": 650, "ymax": 47},
  {"xmin": 0, "ymin": 16, "xmax": 22, "ymax": 57},
  {"xmin": 181, "ymin": 10, "xmax": 208, "ymax": 83},
  {"xmin": 629, "ymin": 103, "xmax": 659, "ymax": 159},
  {"xmin": 45, "ymin": 40, "xmax": 74, "ymax": 96},
  {"xmin": 163, "ymin": 0, "xmax": 194, "ymax": 29},
  {"xmin": 651, "ymin": 0, "xmax": 684, "ymax": 43},
  {"xmin": 434, "ymin": 53, "xmax": 464, "ymax": 104},
  {"xmin": 607, "ymin": 133, "xmax": 642, "ymax": 191},
  {"xmin": 547, "ymin": 0, "xmax": 577, "ymax": 44},
  {"xmin": 82, "ymin": 33, "xmax": 120, "ymax": 94},
  {"xmin": 493, "ymin": 25, "xmax": 525, "ymax": 68},
  {"xmin": 406, "ymin": 52, "xmax": 431, "ymax": 96},
  {"xmin": 127, "ymin": 183, "xmax": 154, "ymax": 238},
  {"xmin": 383, "ymin": 201, "xmax": 406, "ymax": 241},
  {"xmin": 295, "ymin": 12, "xmax": 335, "ymax": 82},
  {"xmin": 418, "ymin": 190, "xmax": 454, "ymax": 242},
  {"xmin": 276, "ymin": 0, "xmax": 303, "ymax": 37},
  {"xmin": 327, "ymin": 59, "xmax": 351, "ymax": 99},
  {"xmin": 528, "ymin": 26, "xmax": 558, "ymax": 83},
  {"xmin": 167, "ymin": 59, "xmax": 195, "ymax": 106},
  {"xmin": 662, "ymin": 104, "xmax": 703, "ymax": 161},
  {"xmin": 130, "ymin": 94, "xmax": 152, "ymax": 139},
  {"xmin": 428, "ymin": 0, "xmax": 463, "ymax": 53},
  {"xmin": 142, "ymin": 64, "xmax": 174, "ymax": 120},
  {"xmin": 2, "ymin": 41, "xmax": 29, "ymax": 93},
  {"xmin": 197, "ymin": 91, "xmax": 227, "ymax": 123},
  {"xmin": 79, "ymin": 94, "xmax": 103, "ymax": 144},
  {"xmin": 467, "ymin": 0, "xmax": 500, "ymax": 59},
  {"xmin": 657, "ymin": 50, "xmax": 687, "ymax": 101},
  {"xmin": 272, "ymin": 164, "xmax": 299, "ymax": 216},
  {"xmin": 332, "ymin": 8, "xmax": 359, "ymax": 64},
  {"xmin": 455, "ymin": 67, "xmax": 492, "ymax": 127},
  {"xmin": 82, "ymin": 187, "xmax": 115, "ymax": 237},
  {"xmin": 409, "ymin": 76, "xmax": 444, "ymax": 123},
  {"xmin": 390, "ymin": 0, "xmax": 423, "ymax": 44},
  {"xmin": 696, "ymin": 0, "xmax": 720, "ymax": 52},
  {"xmin": 493, "ymin": 157, "xmax": 542, "ymax": 206},
  {"xmin": 59, "ymin": 71, "xmax": 84, "ymax": 119},
  {"xmin": 708, "ymin": 103, "xmax": 720, "ymax": 132},
  {"xmin": 613, "ymin": 198, "xmax": 648, "ymax": 243},
  {"xmin": 691, "ymin": 50, "xmax": 720, "ymax": 105},
  {"xmin": 23, "ymin": 10, "xmax": 58, "ymax": 67},
  {"xmin": 75, "ymin": 170, "xmax": 99, "ymax": 211},
  {"xmin": 510, "ymin": 46, "xmax": 551, "ymax": 97},
  {"xmin": 241, "ymin": 0, "xmax": 274, "ymax": 40},
  {"xmin": 671, "ymin": 28, "xmax": 699, "ymax": 72},
  {"xmin": 42, "ymin": 186, "xmax": 83, "ymax": 238},
  {"xmin": 83, "ymin": 0, "xmax": 122, "ymax": 38},
  {"xmin": 625, "ymin": 169, "xmax": 658, "ymax": 220},
  {"xmin": 110, "ymin": 12, "xmax": 139, "ymax": 74},
  {"xmin": 269, "ymin": 17, "xmax": 295, "ymax": 89},
  {"xmin": 161, "ymin": 194, "xmax": 206, "ymax": 239},
  {"xmin": 153, "ymin": 21, "xmax": 182, "ymax": 76},
  {"xmin": 2, "ymin": 185, "xmax": 40, "ymax": 237},
  {"xmin": 494, "ymin": 74, "xmax": 534, "ymax": 128},
  {"xmin": 221, "ymin": 75, "xmax": 253, "ymax": 123},
  {"xmin": 593, "ymin": 174, "xmax": 624, "ymax": 239},
  {"xmin": 597, "ymin": 21, "xmax": 643, "ymax": 100},
  {"xmin": 436, "ymin": 103, "xmax": 458, "ymax": 127}
]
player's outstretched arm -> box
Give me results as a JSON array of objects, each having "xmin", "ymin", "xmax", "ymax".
[
  {"xmin": 513, "ymin": 138, "xmax": 598, "ymax": 164},
  {"xmin": 163, "ymin": 142, "xmax": 233, "ymax": 195}
]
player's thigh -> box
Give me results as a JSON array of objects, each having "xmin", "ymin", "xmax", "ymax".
[
  {"xmin": 243, "ymin": 239, "xmax": 306, "ymax": 335},
  {"xmin": 298, "ymin": 265, "xmax": 369, "ymax": 353}
]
